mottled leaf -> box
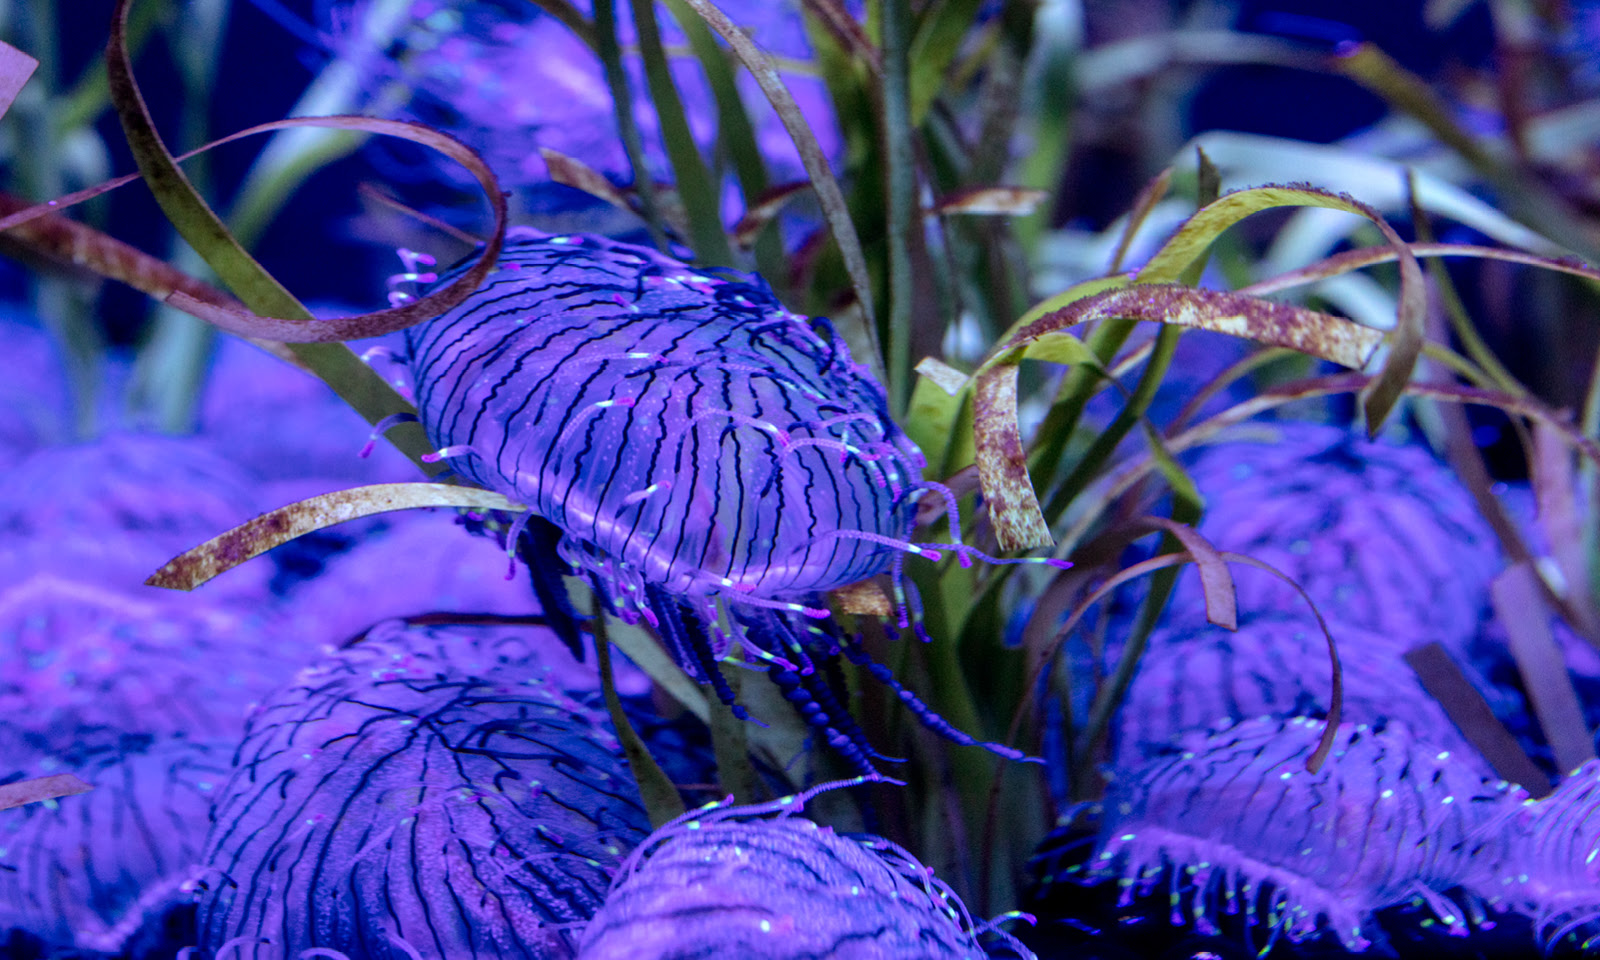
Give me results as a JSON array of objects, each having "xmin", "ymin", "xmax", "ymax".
[
  {"xmin": 147, "ymin": 484, "xmax": 527, "ymax": 592},
  {"xmin": 973, "ymin": 284, "xmax": 1383, "ymax": 548},
  {"xmin": 1241, "ymin": 242, "xmax": 1600, "ymax": 299},
  {"xmin": 973, "ymin": 363, "xmax": 1052, "ymax": 550},
  {"xmin": 914, "ymin": 356, "xmax": 969, "ymax": 396}
]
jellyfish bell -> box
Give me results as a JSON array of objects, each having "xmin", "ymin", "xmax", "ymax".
[
  {"xmin": 575, "ymin": 784, "xmax": 1035, "ymax": 960},
  {"xmin": 195, "ymin": 619, "xmax": 652, "ymax": 959},
  {"xmin": 402, "ymin": 230, "xmax": 1055, "ymax": 772}
]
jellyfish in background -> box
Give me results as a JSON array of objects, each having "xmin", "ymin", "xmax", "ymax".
[
  {"xmin": 0, "ymin": 724, "xmax": 231, "ymax": 954},
  {"xmin": 1165, "ymin": 423, "xmax": 1502, "ymax": 649},
  {"xmin": 1116, "ymin": 612, "xmax": 1501, "ymax": 777},
  {"xmin": 576, "ymin": 787, "xmax": 1032, "ymax": 960},
  {"xmin": 403, "ymin": 229, "xmax": 1042, "ymax": 773},
  {"xmin": 1091, "ymin": 716, "xmax": 1521, "ymax": 954},
  {"xmin": 196, "ymin": 619, "xmax": 653, "ymax": 960},
  {"xmin": 1480, "ymin": 759, "xmax": 1600, "ymax": 950},
  {"xmin": 327, "ymin": 0, "xmax": 840, "ymax": 217}
]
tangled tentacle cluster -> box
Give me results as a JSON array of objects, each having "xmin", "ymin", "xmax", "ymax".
[
  {"xmin": 1482, "ymin": 759, "xmax": 1600, "ymax": 950},
  {"xmin": 196, "ymin": 620, "xmax": 652, "ymax": 959},
  {"xmin": 576, "ymin": 785, "xmax": 1032, "ymax": 959}
]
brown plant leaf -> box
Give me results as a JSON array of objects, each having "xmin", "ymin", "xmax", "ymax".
[
  {"xmin": 1140, "ymin": 516, "xmax": 1236, "ymax": 629},
  {"xmin": 1240, "ymin": 242, "xmax": 1600, "ymax": 299},
  {"xmin": 108, "ymin": 0, "xmax": 507, "ymax": 341},
  {"xmin": 148, "ymin": 484, "xmax": 526, "ymax": 592},
  {"xmin": 0, "ymin": 774, "xmax": 91, "ymax": 812},
  {"xmin": 1403, "ymin": 641, "xmax": 1550, "ymax": 796},
  {"xmin": 731, "ymin": 181, "xmax": 810, "ymax": 249},
  {"xmin": 973, "ymin": 363, "xmax": 1053, "ymax": 550},
  {"xmin": 542, "ymin": 148, "xmax": 635, "ymax": 213},
  {"xmin": 972, "ymin": 285, "xmax": 1383, "ymax": 550}
]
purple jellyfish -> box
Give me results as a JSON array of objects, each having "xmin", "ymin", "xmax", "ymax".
[
  {"xmin": 1479, "ymin": 759, "xmax": 1600, "ymax": 950},
  {"xmin": 1117, "ymin": 612, "xmax": 1497, "ymax": 776},
  {"xmin": 0, "ymin": 725, "xmax": 230, "ymax": 954},
  {"xmin": 575, "ymin": 788, "xmax": 1032, "ymax": 960},
  {"xmin": 196, "ymin": 619, "xmax": 652, "ymax": 959},
  {"xmin": 1092, "ymin": 716, "xmax": 1521, "ymax": 953},
  {"xmin": 403, "ymin": 229, "xmax": 1040, "ymax": 773},
  {"xmin": 1169, "ymin": 423, "xmax": 1500, "ymax": 648}
]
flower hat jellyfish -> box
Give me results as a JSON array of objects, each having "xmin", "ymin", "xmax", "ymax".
[
  {"xmin": 196, "ymin": 619, "xmax": 653, "ymax": 959},
  {"xmin": 0, "ymin": 724, "xmax": 231, "ymax": 954},
  {"xmin": 1090, "ymin": 716, "xmax": 1522, "ymax": 954},
  {"xmin": 1475, "ymin": 759, "xmax": 1600, "ymax": 951},
  {"xmin": 575, "ymin": 782, "xmax": 1036, "ymax": 959},
  {"xmin": 401, "ymin": 229, "xmax": 1059, "ymax": 773}
]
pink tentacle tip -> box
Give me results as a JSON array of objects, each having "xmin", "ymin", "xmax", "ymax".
[{"xmin": 420, "ymin": 444, "xmax": 473, "ymax": 463}]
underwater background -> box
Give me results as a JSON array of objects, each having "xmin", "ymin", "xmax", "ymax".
[{"xmin": 7, "ymin": 0, "xmax": 1600, "ymax": 957}]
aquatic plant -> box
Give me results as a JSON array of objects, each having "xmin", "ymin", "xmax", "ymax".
[
  {"xmin": 1090, "ymin": 716, "xmax": 1522, "ymax": 953},
  {"xmin": 196, "ymin": 619, "xmax": 652, "ymax": 959},
  {"xmin": 14, "ymin": 0, "xmax": 1600, "ymax": 954},
  {"xmin": 575, "ymin": 785, "xmax": 1027, "ymax": 959}
]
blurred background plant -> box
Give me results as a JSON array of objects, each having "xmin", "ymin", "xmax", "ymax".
[{"xmin": 8, "ymin": 0, "xmax": 1600, "ymax": 955}]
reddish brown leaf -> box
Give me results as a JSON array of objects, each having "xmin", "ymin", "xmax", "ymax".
[
  {"xmin": 1140, "ymin": 516, "xmax": 1236, "ymax": 630},
  {"xmin": 731, "ymin": 181, "xmax": 810, "ymax": 249},
  {"xmin": 542, "ymin": 148, "xmax": 635, "ymax": 213}
]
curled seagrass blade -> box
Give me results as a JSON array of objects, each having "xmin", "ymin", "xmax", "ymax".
[{"xmin": 146, "ymin": 483, "xmax": 526, "ymax": 591}]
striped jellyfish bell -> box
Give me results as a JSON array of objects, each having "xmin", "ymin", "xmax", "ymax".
[
  {"xmin": 1092, "ymin": 716, "xmax": 1522, "ymax": 953},
  {"xmin": 575, "ymin": 783, "xmax": 1035, "ymax": 960},
  {"xmin": 406, "ymin": 229, "xmax": 926, "ymax": 618},
  {"xmin": 402, "ymin": 230, "xmax": 1052, "ymax": 771}
]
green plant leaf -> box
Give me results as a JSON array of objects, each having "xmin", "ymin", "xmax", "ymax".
[{"xmin": 591, "ymin": 600, "xmax": 688, "ymax": 829}]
